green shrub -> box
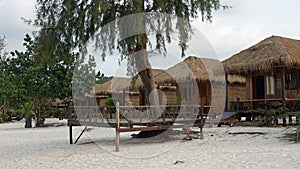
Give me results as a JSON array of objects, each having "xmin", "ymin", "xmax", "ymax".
[
  {"xmin": 104, "ymin": 98, "xmax": 116, "ymax": 107},
  {"xmin": 104, "ymin": 98, "xmax": 121, "ymax": 114},
  {"xmin": 0, "ymin": 114, "xmax": 10, "ymax": 123}
]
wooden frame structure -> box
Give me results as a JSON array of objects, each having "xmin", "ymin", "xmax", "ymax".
[{"xmin": 68, "ymin": 103, "xmax": 212, "ymax": 151}]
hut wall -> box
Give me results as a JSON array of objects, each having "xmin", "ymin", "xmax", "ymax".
[
  {"xmin": 128, "ymin": 94, "xmax": 140, "ymax": 106},
  {"xmin": 286, "ymin": 89, "xmax": 299, "ymax": 99},
  {"xmin": 198, "ymin": 82, "xmax": 211, "ymax": 106},
  {"xmin": 162, "ymin": 90, "xmax": 178, "ymax": 105},
  {"xmin": 227, "ymin": 84, "xmax": 247, "ymax": 109},
  {"xmin": 274, "ymin": 76, "xmax": 282, "ymax": 99}
]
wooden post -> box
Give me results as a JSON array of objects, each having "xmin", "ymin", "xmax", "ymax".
[
  {"xmin": 282, "ymin": 67, "xmax": 286, "ymax": 111},
  {"xmin": 200, "ymin": 104, "xmax": 204, "ymax": 139},
  {"xmin": 69, "ymin": 124, "xmax": 73, "ymax": 144},
  {"xmin": 225, "ymin": 74, "xmax": 228, "ymax": 112},
  {"xmin": 296, "ymin": 129, "xmax": 299, "ymax": 143},
  {"xmin": 116, "ymin": 102, "xmax": 120, "ymax": 152}
]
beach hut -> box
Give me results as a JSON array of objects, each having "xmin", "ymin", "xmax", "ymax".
[
  {"xmin": 223, "ymin": 35, "xmax": 300, "ymax": 112},
  {"xmin": 134, "ymin": 69, "xmax": 178, "ymax": 106},
  {"xmin": 93, "ymin": 77, "xmax": 140, "ymax": 106},
  {"xmin": 154, "ymin": 56, "xmax": 226, "ymax": 113}
]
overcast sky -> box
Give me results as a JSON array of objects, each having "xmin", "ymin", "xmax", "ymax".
[{"xmin": 0, "ymin": 0, "xmax": 300, "ymax": 75}]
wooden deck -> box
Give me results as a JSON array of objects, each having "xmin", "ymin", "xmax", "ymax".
[{"xmin": 67, "ymin": 104, "xmax": 213, "ymax": 151}]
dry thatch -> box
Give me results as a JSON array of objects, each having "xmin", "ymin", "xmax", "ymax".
[
  {"xmin": 93, "ymin": 77, "xmax": 132, "ymax": 95},
  {"xmin": 227, "ymin": 74, "xmax": 246, "ymax": 84},
  {"xmin": 94, "ymin": 57, "xmax": 225, "ymax": 94},
  {"xmin": 154, "ymin": 56, "xmax": 225, "ymax": 85},
  {"xmin": 94, "ymin": 69, "xmax": 164, "ymax": 95},
  {"xmin": 222, "ymin": 35, "xmax": 300, "ymax": 74}
]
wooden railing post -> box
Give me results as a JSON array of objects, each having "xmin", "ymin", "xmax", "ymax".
[{"xmin": 116, "ymin": 102, "xmax": 120, "ymax": 152}]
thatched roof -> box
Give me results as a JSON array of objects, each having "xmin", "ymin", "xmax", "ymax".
[
  {"xmin": 154, "ymin": 56, "xmax": 225, "ymax": 85},
  {"xmin": 223, "ymin": 35, "xmax": 300, "ymax": 74},
  {"xmin": 94, "ymin": 57, "xmax": 226, "ymax": 94},
  {"xmin": 93, "ymin": 77, "xmax": 132, "ymax": 95},
  {"xmin": 94, "ymin": 69, "xmax": 164, "ymax": 94}
]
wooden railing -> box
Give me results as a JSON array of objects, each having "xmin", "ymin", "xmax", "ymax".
[
  {"xmin": 229, "ymin": 99, "xmax": 300, "ymax": 112},
  {"xmin": 72, "ymin": 104, "xmax": 211, "ymax": 125}
]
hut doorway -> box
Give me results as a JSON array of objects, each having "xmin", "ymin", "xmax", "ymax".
[{"xmin": 253, "ymin": 76, "xmax": 265, "ymax": 99}]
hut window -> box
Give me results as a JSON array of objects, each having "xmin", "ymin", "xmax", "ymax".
[
  {"xmin": 266, "ymin": 76, "xmax": 275, "ymax": 95},
  {"xmin": 285, "ymin": 71, "xmax": 297, "ymax": 89}
]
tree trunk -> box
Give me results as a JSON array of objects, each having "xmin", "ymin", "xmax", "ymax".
[
  {"xmin": 25, "ymin": 116, "xmax": 32, "ymax": 128},
  {"xmin": 130, "ymin": 1, "xmax": 159, "ymax": 106},
  {"xmin": 133, "ymin": 44, "xmax": 159, "ymax": 106}
]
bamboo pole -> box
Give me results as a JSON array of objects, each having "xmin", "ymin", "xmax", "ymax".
[{"xmin": 116, "ymin": 102, "xmax": 120, "ymax": 152}]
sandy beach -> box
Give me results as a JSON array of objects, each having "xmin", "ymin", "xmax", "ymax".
[{"xmin": 1, "ymin": 118, "xmax": 300, "ymax": 169}]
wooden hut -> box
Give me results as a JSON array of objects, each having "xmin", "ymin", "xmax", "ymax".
[
  {"xmin": 154, "ymin": 56, "xmax": 226, "ymax": 114},
  {"xmin": 134, "ymin": 69, "xmax": 178, "ymax": 105},
  {"xmin": 223, "ymin": 35, "xmax": 300, "ymax": 112},
  {"xmin": 93, "ymin": 77, "xmax": 140, "ymax": 106}
]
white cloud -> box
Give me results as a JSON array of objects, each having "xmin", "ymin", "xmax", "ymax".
[
  {"xmin": 192, "ymin": 0, "xmax": 300, "ymax": 61},
  {"xmin": 0, "ymin": 0, "xmax": 36, "ymax": 52}
]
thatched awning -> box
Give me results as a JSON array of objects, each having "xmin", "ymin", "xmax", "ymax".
[
  {"xmin": 222, "ymin": 35, "xmax": 300, "ymax": 74},
  {"xmin": 227, "ymin": 74, "xmax": 246, "ymax": 84}
]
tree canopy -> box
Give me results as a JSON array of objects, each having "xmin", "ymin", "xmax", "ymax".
[
  {"xmin": 0, "ymin": 34, "xmax": 77, "ymax": 126},
  {"xmin": 35, "ymin": 0, "xmax": 226, "ymax": 105},
  {"xmin": 35, "ymin": 0, "xmax": 225, "ymax": 60}
]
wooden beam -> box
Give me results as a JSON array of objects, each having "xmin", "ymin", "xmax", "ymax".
[
  {"xmin": 117, "ymin": 125, "xmax": 173, "ymax": 132},
  {"xmin": 74, "ymin": 126, "xmax": 87, "ymax": 144}
]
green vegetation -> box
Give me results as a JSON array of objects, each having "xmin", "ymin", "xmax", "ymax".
[
  {"xmin": 0, "ymin": 35, "xmax": 75, "ymax": 127},
  {"xmin": 249, "ymin": 106, "xmax": 288, "ymax": 126},
  {"xmin": 104, "ymin": 98, "xmax": 116, "ymax": 107},
  {"xmin": 0, "ymin": 114, "xmax": 9, "ymax": 123}
]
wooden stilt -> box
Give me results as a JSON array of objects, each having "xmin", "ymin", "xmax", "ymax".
[
  {"xmin": 200, "ymin": 104, "xmax": 204, "ymax": 139},
  {"xmin": 116, "ymin": 102, "xmax": 120, "ymax": 152},
  {"xmin": 69, "ymin": 124, "xmax": 73, "ymax": 144}
]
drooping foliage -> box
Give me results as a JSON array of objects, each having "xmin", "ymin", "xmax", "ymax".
[
  {"xmin": 35, "ymin": 0, "xmax": 225, "ymax": 60},
  {"xmin": 34, "ymin": 0, "xmax": 226, "ymax": 105}
]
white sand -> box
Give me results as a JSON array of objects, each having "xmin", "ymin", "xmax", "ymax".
[{"xmin": 1, "ymin": 118, "xmax": 300, "ymax": 169}]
